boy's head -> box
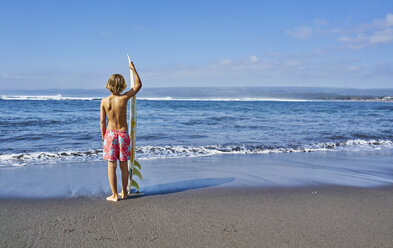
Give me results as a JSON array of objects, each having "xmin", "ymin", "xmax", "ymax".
[{"xmin": 106, "ymin": 74, "xmax": 127, "ymax": 94}]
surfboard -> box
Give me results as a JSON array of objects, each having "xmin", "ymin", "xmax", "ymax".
[{"xmin": 127, "ymin": 54, "xmax": 142, "ymax": 194}]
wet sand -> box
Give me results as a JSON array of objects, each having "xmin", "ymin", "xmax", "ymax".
[
  {"xmin": 1, "ymin": 186, "xmax": 393, "ymax": 248},
  {"xmin": 1, "ymin": 149, "xmax": 393, "ymax": 198}
]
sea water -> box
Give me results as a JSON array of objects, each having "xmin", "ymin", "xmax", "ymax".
[
  {"xmin": 0, "ymin": 90, "xmax": 393, "ymax": 197},
  {"xmin": 0, "ymin": 92, "xmax": 392, "ymax": 167}
]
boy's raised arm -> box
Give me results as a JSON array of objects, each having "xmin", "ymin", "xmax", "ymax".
[
  {"xmin": 123, "ymin": 61, "xmax": 142, "ymax": 99},
  {"xmin": 100, "ymin": 99, "xmax": 106, "ymax": 141}
]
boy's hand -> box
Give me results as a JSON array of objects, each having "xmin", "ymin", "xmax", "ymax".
[{"xmin": 129, "ymin": 61, "xmax": 135, "ymax": 71}]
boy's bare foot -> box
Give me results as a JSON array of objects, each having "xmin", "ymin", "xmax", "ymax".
[
  {"xmin": 106, "ymin": 195, "xmax": 119, "ymax": 202},
  {"xmin": 119, "ymin": 192, "xmax": 128, "ymax": 200}
]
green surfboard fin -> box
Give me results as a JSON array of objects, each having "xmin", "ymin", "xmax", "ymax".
[
  {"xmin": 134, "ymin": 160, "xmax": 141, "ymax": 170},
  {"xmin": 133, "ymin": 167, "xmax": 143, "ymax": 180},
  {"xmin": 131, "ymin": 179, "xmax": 140, "ymax": 191}
]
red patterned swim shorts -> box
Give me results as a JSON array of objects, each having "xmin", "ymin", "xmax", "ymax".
[{"xmin": 103, "ymin": 130, "xmax": 131, "ymax": 161}]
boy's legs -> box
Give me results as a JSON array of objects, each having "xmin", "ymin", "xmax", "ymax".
[
  {"xmin": 119, "ymin": 161, "xmax": 129, "ymax": 199},
  {"xmin": 106, "ymin": 160, "xmax": 118, "ymax": 202}
]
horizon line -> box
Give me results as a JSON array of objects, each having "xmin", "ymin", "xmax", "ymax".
[{"xmin": 1, "ymin": 86, "xmax": 393, "ymax": 90}]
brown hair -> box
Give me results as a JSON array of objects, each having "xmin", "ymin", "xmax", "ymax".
[{"xmin": 106, "ymin": 74, "xmax": 127, "ymax": 94}]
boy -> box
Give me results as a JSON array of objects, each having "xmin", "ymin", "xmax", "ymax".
[{"xmin": 100, "ymin": 61, "xmax": 142, "ymax": 202}]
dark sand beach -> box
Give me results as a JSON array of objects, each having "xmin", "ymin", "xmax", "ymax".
[
  {"xmin": 1, "ymin": 150, "xmax": 393, "ymax": 247},
  {"xmin": 1, "ymin": 186, "xmax": 393, "ymax": 247}
]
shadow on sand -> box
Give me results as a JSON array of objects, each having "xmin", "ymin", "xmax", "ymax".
[{"xmin": 128, "ymin": 177, "xmax": 235, "ymax": 199}]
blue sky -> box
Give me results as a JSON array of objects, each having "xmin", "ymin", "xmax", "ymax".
[{"xmin": 1, "ymin": 0, "xmax": 392, "ymax": 89}]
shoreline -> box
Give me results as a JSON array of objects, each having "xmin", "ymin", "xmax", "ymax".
[
  {"xmin": 1, "ymin": 149, "xmax": 393, "ymax": 199},
  {"xmin": 1, "ymin": 186, "xmax": 393, "ymax": 247}
]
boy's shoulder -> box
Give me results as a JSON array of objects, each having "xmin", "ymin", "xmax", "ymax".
[
  {"xmin": 101, "ymin": 96, "xmax": 109, "ymax": 105},
  {"xmin": 102, "ymin": 95, "xmax": 111, "ymax": 100},
  {"xmin": 101, "ymin": 94, "xmax": 128, "ymax": 103}
]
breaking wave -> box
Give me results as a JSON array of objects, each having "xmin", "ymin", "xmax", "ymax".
[
  {"xmin": 0, "ymin": 139, "xmax": 392, "ymax": 167},
  {"xmin": 0, "ymin": 95, "xmax": 313, "ymax": 102},
  {"xmin": 138, "ymin": 97, "xmax": 311, "ymax": 101},
  {"xmin": 0, "ymin": 94, "xmax": 101, "ymax": 101}
]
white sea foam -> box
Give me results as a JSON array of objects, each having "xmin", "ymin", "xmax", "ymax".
[
  {"xmin": 0, "ymin": 94, "xmax": 319, "ymax": 102},
  {"xmin": 138, "ymin": 97, "xmax": 312, "ymax": 102},
  {"xmin": 139, "ymin": 97, "xmax": 174, "ymax": 101},
  {"xmin": 0, "ymin": 95, "xmax": 314, "ymax": 102},
  {"xmin": 0, "ymin": 94, "xmax": 101, "ymax": 101},
  {"xmin": 1, "ymin": 139, "xmax": 392, "ymax": 167}
]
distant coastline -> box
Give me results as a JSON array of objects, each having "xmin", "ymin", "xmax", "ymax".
[{"xmin": 315, "ymin": 96, "xmax": 393, "ymax": 102}]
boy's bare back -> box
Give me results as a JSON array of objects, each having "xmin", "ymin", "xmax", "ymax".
[{"xmin": 101, "ymin": 95, "xmax": 129, "ymax": 131}]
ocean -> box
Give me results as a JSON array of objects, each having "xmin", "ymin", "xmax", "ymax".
[{"xmin": 0, "ymin": 89, "xmax": 392, "ymax": 167}]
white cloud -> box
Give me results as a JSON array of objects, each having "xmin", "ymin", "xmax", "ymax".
[
  {"xmin": 248, "ymin": 56, "xmax": 259, "ymax": 63},
  {"xmin": 370, "ymin": 28, "xmax": 393, "ymax": 44},
  {"xmin": 336, "ymin": 13, "xmax": 393, "ymax": 49},
  {"xmin": 314, "ymin": 19, "xmax": 328, "ymax": 26},
  {"xmin": 0, "ymin": 73, "xmax": 27, "ymax": 79},
  {"xmin": 143, "ymin": 55, "xmax": 317, "ymax": 86},
  {"xmin": 285, "ymin": 26, "xmax": 312, "ymax": 39},
  {"xmin": 218, "ymin": 59, "xmax": 232, "ymax": 65},
  {"xmin": 284, "ymin": 60, "xmax": 301, "ymax": 66},
  {"xmin": 372, "ymin": 13, "xmax": 393, "ymax": 28},
  {"xmin": 287, "ymin": 13, "xmax": 393, "ymax": 50},
  {"xmin": 313, "ymin": 47, "xmax": 326, "ymax": 54}
]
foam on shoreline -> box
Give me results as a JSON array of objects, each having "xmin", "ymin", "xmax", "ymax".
[{"xmin": 1, "ymin": 139, "xmax": 392, "ymax": 167}]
